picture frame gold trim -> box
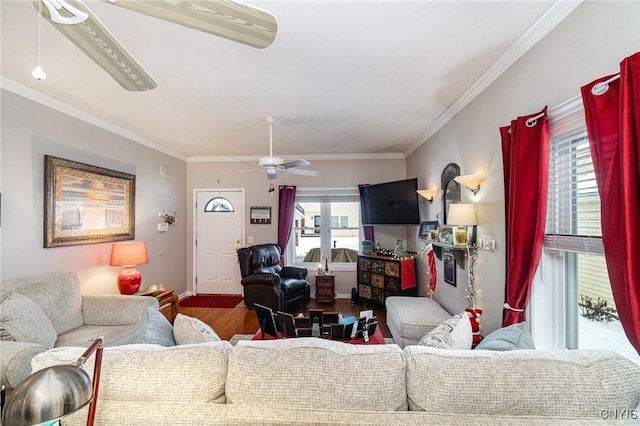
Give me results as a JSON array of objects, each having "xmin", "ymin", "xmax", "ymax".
[{"xmin": 44, "ymin": 155, "xmax": 135, "ymax": 248}]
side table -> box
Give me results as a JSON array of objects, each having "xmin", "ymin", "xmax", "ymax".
[
  {"xmin": 154, "ymin": 290, "xmax": 179, "ymax": 324},
  {"xmin": 316, "ymin": 274, "xmax": 335, "ymax": 303}
]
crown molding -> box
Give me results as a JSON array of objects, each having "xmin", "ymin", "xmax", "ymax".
[
  {"xmin": 404, "ymin": 0, "xmax": 584, "ymax": 157},
  {"xmin": 2, "ymin": 76, "xmax": 405, "ymax": 163},
  {"xmin": 187, "ymin": 152, "xmax": 406, "ymax": 163},
  {"xmin": 1, "ymin": 76, "xmax": 188, "ymax": 161}
]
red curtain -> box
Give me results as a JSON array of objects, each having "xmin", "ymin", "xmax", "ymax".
[
  {"xmin": 581, "ymin": 51, "xmax": 640, "ymax": 354},
  {"xmin": 277, "ymin": 185, "xmax": 296, "ymax": 266},
  {"xmin": 363, "ymin": 225, "xmax": 374, "ymax": 242},
  {"xmin": 358, "ymin": 185, "xmax": 375, "ymax": 242},
  {"xmin": 500, "ymin": 107, "xmax": 549, "ymax": 326}
]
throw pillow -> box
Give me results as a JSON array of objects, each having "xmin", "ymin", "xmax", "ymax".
[
  {"xmin": 144, "ymin": 307, "xmax": 176, "ymax": 346},
  {"xmin": 418, "ymin": 312, "xmax": 472, "ymax": 349},
  {"xmin": 0, "ymin": 292, "xmax": 57, "ymax": 348},
  {"xmin": 474, "ymin": 322, "xmax": 535, "ymax": 351},
  {"xmin": 173, "ymin": 313, "xmax": 221, "ymax": 345}
]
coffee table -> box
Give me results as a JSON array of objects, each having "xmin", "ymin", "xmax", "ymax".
[{"xmin": 252, "ymin": 327, "xmax": 386, "ymax": 345}]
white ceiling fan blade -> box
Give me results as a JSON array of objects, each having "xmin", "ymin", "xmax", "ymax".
[
  {"xmin": 284, "ymin": 168, "xmax": 320, "ymax": 177},
  {"xmin": 106, "ymin": 0, "xmax": 278, "ymax": 49},
  {"xmin": 34, "ymin": 0, "xmax": 157, "ymax": 91},
  {"xmin": 280, "ymin": 159, "xmax": 310, "ymax": 169}
]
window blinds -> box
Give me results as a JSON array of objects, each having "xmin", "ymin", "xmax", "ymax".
[{"xmin": 544, "ymin": 97, "xmax": 603, "ymax": 255}]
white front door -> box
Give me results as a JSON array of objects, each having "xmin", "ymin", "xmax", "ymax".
[{"xmin": 195, "ymin": 189, "xmax": 244, "ymax": 294}]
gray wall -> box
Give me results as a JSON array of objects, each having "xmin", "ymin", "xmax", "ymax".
[
  {"xmin": 406, "ymin": 0, "xmax": 640, "ymax": 335},
  {"xmin": 187, "ymin": 158, "xmax": 407, "ymax": 297},
  {"xmin": 1, "ymin": 90, "xmax": 188, "ymax": 295}
]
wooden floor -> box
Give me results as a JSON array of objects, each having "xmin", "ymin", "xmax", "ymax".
[{"xmin": 166, "ymin": 297, "xmax": 390, "ymax": 341}]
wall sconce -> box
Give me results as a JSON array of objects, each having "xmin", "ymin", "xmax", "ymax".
[
  {"xmin": 454, "ymin": 174, "xmax": 486, "ymax": 196},
  {"xmin": 416, "ymin": 189, "xmax": 437, "ymax": 204}
]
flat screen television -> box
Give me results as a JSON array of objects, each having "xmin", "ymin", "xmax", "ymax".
[{"xmin": 359, "ymin": 178, "xmax": 420, "ymax": 225}]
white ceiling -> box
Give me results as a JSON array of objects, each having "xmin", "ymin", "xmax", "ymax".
[{"xmin": 1, "ymin": 1, "xmax": 581, "ymax": 161}]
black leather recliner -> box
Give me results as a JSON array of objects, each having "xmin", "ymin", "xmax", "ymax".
[{"xmin": 237, "ymin": 244, "xmax": 310, "ymax": 312}]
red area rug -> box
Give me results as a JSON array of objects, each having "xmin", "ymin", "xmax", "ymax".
[{"xmin": 180, "ymin": 295, "xmax": 244, "ymax": 309}]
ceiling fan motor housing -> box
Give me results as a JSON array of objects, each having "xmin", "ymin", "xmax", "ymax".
[
  {"xmin": 266, "ymin": 168, "xmax": 278, "ymax": 179},
  {"xmin": 259, "ymin": 156, "xmax": 283, "ymax": 166}
]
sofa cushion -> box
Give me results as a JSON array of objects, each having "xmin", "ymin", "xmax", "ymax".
[
  {"xmin": 1, "ymin": 272, "xmax": 84, "ymax": 335},
  {"xmin": 0, "ymin": 292, "xmax": 57, "ymax": 348},
  {"xmin": 227, "ymin": 338, "xmax": 407, "ymax": 411},
  {"xmin": 56, "ymin": 324, "xmax": 146, "ymax": 348},
  {"xmin": 32, "ymin": 341, "xmax": 233, "ymax": 404},
  {"xmin": 475, "ymin": 322, "xmax": 535, "ymax": 351},
  {"xmin": 173, "ymin": 314, "xmax": 221, "ymax": 345},
  {"xmin": 404, "ymin": 345, "xmax": 640, "ymax": 418},
  {"xmin": 418, "ymin": 312, "xmax": 472, "ymax": 349}
]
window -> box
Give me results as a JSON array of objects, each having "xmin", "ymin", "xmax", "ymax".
[
  {"xmin": 203, "ymin": 197, "xmax": 234, "ymax": 212},
  {"xmin": 533, "ymin": 98, "xmax": 638, "ymax": 363},
  {"xmin": 286, "ymin": 188, "xmax": 361, "ymax": 268}
]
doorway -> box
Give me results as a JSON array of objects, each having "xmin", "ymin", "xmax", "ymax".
[{"xmin": 194, "ymin": 189, "xmax": 245, "ymax": 294}]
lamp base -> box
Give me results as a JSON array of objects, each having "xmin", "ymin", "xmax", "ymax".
[
  {"xmin": 117, "ymin": 266, "xmax": 142, "ymax": 295},
  {"xmin": 454, "ymin": 226, "xmax": 467, "ymax": 246}
]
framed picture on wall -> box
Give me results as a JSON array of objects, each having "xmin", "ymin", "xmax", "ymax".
[
  {"xmin": 418, "ymin": 220, "xmax": 438, "ymax": 240},
  {"xmin": 443, "ymin": 248, "xmax": 456, "ymax": 286},
  {"xmin": 250, "ymin": 206, "xmax": 272, "ymax": 224},
  {"xmin": 44, "ymin": 155, "xmax": 135, "ymax": 248}
]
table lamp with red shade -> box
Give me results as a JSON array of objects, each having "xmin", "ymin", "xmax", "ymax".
[{"xmin": 109, "ymin": 242, "xmax": 148, "ymax": 294}]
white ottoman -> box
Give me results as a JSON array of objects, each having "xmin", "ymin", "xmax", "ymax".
[{"xmin": 385, "ymin": 296, "xmax": 451, "ymax": 347}]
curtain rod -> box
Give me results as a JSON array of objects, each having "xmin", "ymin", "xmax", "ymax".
[
  {"xmin": 510, "ymin": 71, "xmax": 621, "ymax": 132},
  {"xmin": 526, "ymin": 111, "xmax": 546, "ymax": 127},
  {"xmin": 529, "ymin": 72, "xmax": 621, "ymax": 122},
  {"xmin": 592, "ymin": 73, "xmax": 621, "ymax": 95}
]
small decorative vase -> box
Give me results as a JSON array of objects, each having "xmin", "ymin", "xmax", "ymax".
[{"xmin": 454, "ymin": 226, "xmax": 467, "ymax": 245}]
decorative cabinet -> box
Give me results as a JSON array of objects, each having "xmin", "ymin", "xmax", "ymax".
[
  {"xmin": 357, "ymin": 254, "xmax": 417, "ymax": 305},
  {"xmin": 315, "ymin": 274, "xmax": 335, "ymax": 303}
]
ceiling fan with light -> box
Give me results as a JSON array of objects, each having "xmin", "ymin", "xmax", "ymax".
[
  {"xmin": 33, "ymin": 0, "xmax": 278, "ymax": 91},
  {"xmin": 251, "ymin": 116, "xmax": 320, "ymax": 180}
]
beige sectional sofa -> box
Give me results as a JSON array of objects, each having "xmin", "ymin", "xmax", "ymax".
[
  {"xmin": 0, "ymin": 272, "xmax": 175, "ymax": 391},
  {"xmin": 30, "ymin": 337, "xmax": 640, "ymax": 425}
]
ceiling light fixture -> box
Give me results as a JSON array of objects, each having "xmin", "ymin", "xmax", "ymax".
[
  {"xmin": 454, "ymin": 174, "xmax": 486, "ymax": 196},
  {"xmin": 32, "ymin": 0, "xmax": 46, "ymax": 81}
]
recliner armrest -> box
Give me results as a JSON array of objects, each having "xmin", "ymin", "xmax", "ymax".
[
  {"xmin": 241, "ymin": 273, "xmax": 280, "ymax": 287},
  {"xmin": 82, "ymin": 295, "xmax": 159, "ymax": 325},
  {"xmin": 281, "ymin": 266, "xmax": 308, "ymax": 280}
]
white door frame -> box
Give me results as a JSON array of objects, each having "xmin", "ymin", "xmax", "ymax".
[{"xmin": 192, "ymin": 188, "xmax": 245, "ymax": 294}]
